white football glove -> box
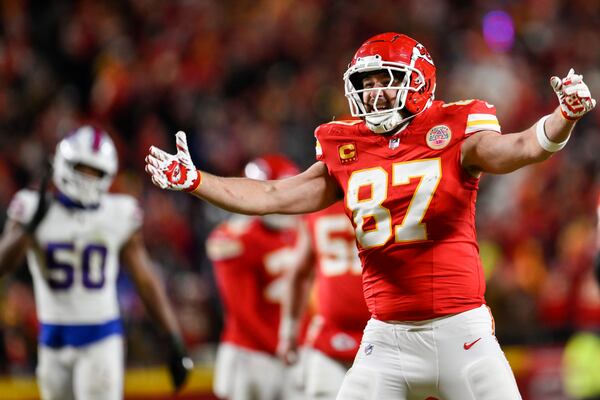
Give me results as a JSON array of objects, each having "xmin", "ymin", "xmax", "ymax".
[
  {"xmin": 145, "ymin": 131, "xmax": 201, "ymax": 192},
  {"xmin": 550, "ymin": 68, "xmax": 596, "ymax": 120}
]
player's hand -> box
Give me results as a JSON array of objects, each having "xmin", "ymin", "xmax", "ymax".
[
  {"xmin": 276, "ymin": 336, "xmax": 299, "ymax": 365},
  {"xmin": 550, "ymin": 68, "xmax": 596, "ymax": 120},
  {"xmin": 24, "ymin": 161, "xmax": 53, "ymax": 235},
  {"xmin": 145, "ymin": 131, "xmax": 202, "ymax": 192},
  {"xmin": 166, "ymin": 335, "xmax": 194, "ymax": 392}
]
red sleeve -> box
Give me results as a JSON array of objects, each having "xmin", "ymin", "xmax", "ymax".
[{"xmin": 463, "ymin": 99, "xmax": 501, "ymax": 136}]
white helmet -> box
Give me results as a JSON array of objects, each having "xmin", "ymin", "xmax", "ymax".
[{"xmin": 53, "ymin": 126, "xmax": 118, "ymax": 206}]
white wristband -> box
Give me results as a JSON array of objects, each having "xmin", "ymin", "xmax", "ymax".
[{"xmin": 535, "ymin": 114, "xmax": 570, "ymax": 152}]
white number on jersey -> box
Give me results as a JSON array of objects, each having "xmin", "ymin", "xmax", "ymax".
[
  {"xmin": 314, "ymin": 214, "xmax": 361, "ymax": 276},
  {"xmin": 346, "ymin": 159, "xmax": 442, "ymax": 249},
  {"xmin": 263, "ymin": 247, "xmax": 297, "ymax": 303}
]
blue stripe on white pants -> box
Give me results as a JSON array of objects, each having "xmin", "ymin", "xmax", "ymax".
[{"xmin": 39, "ymin": 318, "xmax": 123, "ymax": 348}]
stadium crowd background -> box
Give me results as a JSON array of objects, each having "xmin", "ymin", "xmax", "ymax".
[{"xmin": 0, "ymin": 0, "xmax": 599, "ymax": 397}]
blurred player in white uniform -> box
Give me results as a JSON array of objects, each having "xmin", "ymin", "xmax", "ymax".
[
  {"xmin": 207, "ymin": 154, "xmax": 304, "ymax": 400},
  {"xmin": 0, "ymin": 126, "xmax": 192, "ymax": 400}
]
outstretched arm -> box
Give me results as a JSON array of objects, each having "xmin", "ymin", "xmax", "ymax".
[
  {"xmin": 145, "ymin": 132, "xmax": 341, "ymax": 215},
  {"xmin": 120, "ymin": 231, "xmax": 192, "ymax": 392},
  {"xmin": 462, "ymin": 69, "xmax": 596, "ymax": 175}
]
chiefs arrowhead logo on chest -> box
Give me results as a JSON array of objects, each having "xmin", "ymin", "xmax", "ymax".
[{"xmin": 338, "ymin": 142, "xmax": 358, "ymax": 164}]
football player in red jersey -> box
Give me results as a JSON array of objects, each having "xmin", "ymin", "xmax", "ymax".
[
  {"xmin": 146, "ymin": 33, "xmax": 596, "ymax": 399},
  {"xmin": 277, "ymin": 201, "xmax": 370, "ymax": 400},
  {"xmin": 207, "ymin": 155, "xmax": 305, "ymax": 400}
]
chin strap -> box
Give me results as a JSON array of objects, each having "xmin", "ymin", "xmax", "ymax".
[
  {"xmin": 366, "ymin": 111, "xmax": 401, "ymax": 133},
  {"xmin": 365, "ymin": 111, "xmax": 413, "ymax": 134}
]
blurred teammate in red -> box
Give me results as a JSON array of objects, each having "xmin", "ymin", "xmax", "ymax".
[
  {"xmin": 207, "ymin": 155, "xmax": 303, "ymax": 400},
  {"xmin": 595, "ymin": 195, "xmax": 600, "ymax": 286},
  {"xmin": 146, "ymin": 33, "xmax": 596, "ymax": 399},
  {"xmin": 278, "ymin": 201, "xmax": 370, "ymax": 399}
]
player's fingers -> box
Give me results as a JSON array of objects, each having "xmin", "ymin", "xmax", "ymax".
[
  {"xmin": 570, "ymin": 73, "xmax": 583, "ymax": 84},
  {"xmin": 567, "ymin": 68, "xmax": 575, "ymax": 78},
  {"xmin": 145, "ymin": 154, "xmax": 162, "ymax": 169},
  {"xmin": 563, "ymin": 82, "xmax": 590, "ymax": 97},
  {"xmin": 148, "ymin": 164, "xmax": 171, "ymax": 187},
  {"xmin": 563, "ymin": 84, "xmax": 581, "ymax": 96},
  {"xmin": 550, "ymin": 76, "xmax": 562, "ymax": 93},
  {"xmin": 145, "ymin": 163, "xmax": 162, "ymax": 178},
  {"xmin": 577, "ymin": 88, "xmax": 591, "ymax": 98},
  {"xmin": 151, "ymin": 172, "xmax": 169, "ymax": 189},
  {"xmin": 175, "ymin": 131, "xmax": 190, "ymax": 155},
  {"xmin": 149, "ymin": 146, "xmax": 171, "ymax": 162},
  {"xmin": 583, "ymin": 97, "xmax": 596, "ymax": 111}
]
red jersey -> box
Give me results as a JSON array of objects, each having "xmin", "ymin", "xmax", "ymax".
[
  {"xmin": 305, "ymin": 202, "xmax": 371, "ymax": 363},
  {"xmin": 315, "ymin": 100, "xmax": 501, "ymax": 321},
  {"xmin": 207, "ymin": 216, "xmax": 298, "ymax": 354}
]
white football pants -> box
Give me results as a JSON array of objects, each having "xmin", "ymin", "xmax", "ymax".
[
  {"xmin": 336, "ymin": 305, "xmax": 522, "ymax": 400},
  {"xmin": 37, "ymin": 335, "xmax": 124, "ymax": 400},
  {"xmin": 303, "ymin": 347, "xmax": 350, "ymax": 400},
  {"xmin": 213, "ymin": 343, "xmax": 288, "ymax": 400}
]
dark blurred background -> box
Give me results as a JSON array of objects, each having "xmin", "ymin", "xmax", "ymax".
[{"xmin": 0, "ymin": 0, "xmax": 599, "ymax": 399}]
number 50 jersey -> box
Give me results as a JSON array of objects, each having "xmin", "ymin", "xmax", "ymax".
[
  {"xmin": 315, "ymin": 100, "xmax": 501, "ymax": 322},
  {"xmin": 7, "ymin": 190, "xmax": 142, "ymax": 325}
]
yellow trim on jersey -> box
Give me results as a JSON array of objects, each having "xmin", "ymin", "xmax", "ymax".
[
  {"xmin": 442, "ymin": 99, "xmax": 476, "ymax": 107},
  {"xmin": 329, "ymin": 120, "xmax": 362, "ymax": 126},
  {"xmin": 466, "ymin": 113, "xmax": 501, "ymax": 134},
  {"xmin": 467, "ymin": 120, "xmax": 499, "ymax": 127}
]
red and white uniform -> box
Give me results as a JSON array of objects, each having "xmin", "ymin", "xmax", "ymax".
[
  {"xmin": 315, "ymin": 100, "xmax": 497, "ymax": 322},
  {"xmin": 300, "ymin": 203, "xmax": 370, "ymax": 400},
  {"xmin": 317, "ymin": 101, "xmax": 522, "ymax": 399},
  {"xmin": 305, "ymin": 202, "xmax": 370, "ymax": 363},
  {"xmin": 207, "ymin": 215, "xmax": 299, "ymax": 400},
  {"xmin": 209, "ymin": 215, "xmax": 298, "ymax": 352}
]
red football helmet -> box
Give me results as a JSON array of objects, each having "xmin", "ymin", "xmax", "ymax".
[
  {"xmin": 244, "ymin": 154, "xmax": 300, "ymax": 229},
  {"xmin": 343, "ymin": 33, "xmax": 436, "ymax": 133},
  {"xmin": 243, "ymin": 154, "xmax": 300, "ymax": 181}
]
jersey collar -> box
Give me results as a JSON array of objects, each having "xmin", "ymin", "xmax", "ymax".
[{"xmin": 55, "ymin": 192, "xmax": 100, "ymax": 210}]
